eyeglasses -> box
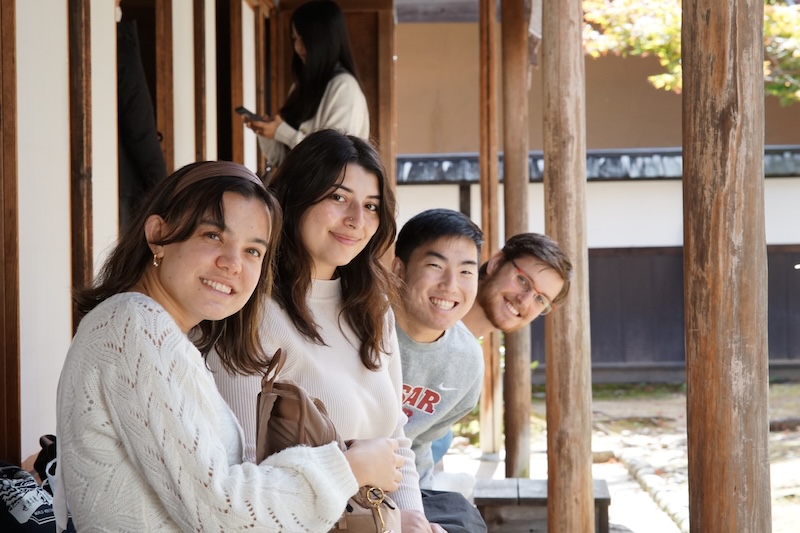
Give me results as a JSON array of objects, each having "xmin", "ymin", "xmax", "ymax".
[{"xmin": 509, "ymin": 258, "xmax": 554, "ymax": 315}]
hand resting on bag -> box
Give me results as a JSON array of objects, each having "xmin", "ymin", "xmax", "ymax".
[{"xmin": 342, "ymin": 438, "xmax": 403, "ymax": 492}]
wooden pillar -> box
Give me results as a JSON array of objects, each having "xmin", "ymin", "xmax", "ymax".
[
  {"xmin": 229, "ymin": 0, "xmax": 244, "ymax": 165},
  {"xmin": 682, "ymin": 1, "xmax": 772, "ymax": 531},
  {"xmin": 155, "ymin": 0, "xmax": 174, "ymax": 171},
  {"xmin": 542, "ymin": 0, "xmax": 594, "ymax": 531},
  {"xmin": 0, "ymin": 0, "xmax": 21, "ymax": 466},
  {"xmin": 68, "ymin": 0, "xmax": 93, "ymax": 331},
  {"xmin": 478, "ymin": 0, "xmax": 502, "ymax": 455},
  {"xmin": 501, "ymin": 0, "xmax": 531, "ymax": 478},
  {"xmin": 193, "ymin": 0, "xmax": 207, "ymax": 162}
]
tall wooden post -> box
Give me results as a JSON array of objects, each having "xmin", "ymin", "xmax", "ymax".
[
  {"xmin": 0, "ymin": 0, "xmax": 21, "ymax": 466},
  {"xmin": 68, "ymin": 0, "xmax": 93, "ymax": 331},
  {"xmin": 155, "ymin": 0, "xmax": 174, "ymax": 171},
  {"xmin": 542, "ymin": 0, "xmax": 594, "ymax": 531},
  {"xmin": 682, "ymin": 1, "xmax": 772, "ymax": 531},
  {"xmin": 478, "ymin": 0, "xmax": 502, "ymax": 455},
  {"xmin": 501, "ymin": 0, "xmax": 531, "ymax": 477}
]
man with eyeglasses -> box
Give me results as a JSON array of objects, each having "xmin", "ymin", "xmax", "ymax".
[{"xmin": 461, "ymin": 232, "xmax": 573, "ymax": 338}]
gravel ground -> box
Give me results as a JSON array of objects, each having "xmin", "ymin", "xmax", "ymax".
[
  {"xmin": 443, "ymin": 382, "xmax": 799, "ymax": 533},
  {"xmin": 539, "ymin": 382, "xmax": 800, "ymax": 533}
]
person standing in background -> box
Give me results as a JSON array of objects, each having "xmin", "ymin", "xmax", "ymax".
[
  {"xmin": 116, "ymin": 0, "xmax": 167, "ymax": 228},
  {"xmin": 244, "ymin": 0, "xmax": 369, "ymax": 169}
]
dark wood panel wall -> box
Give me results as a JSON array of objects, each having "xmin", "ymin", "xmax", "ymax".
[{"xmin": 529, "ymin": 246, "xmax": 800, "ymax": 381}]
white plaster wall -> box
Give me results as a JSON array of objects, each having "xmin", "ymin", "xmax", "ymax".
[
  {"xmin": 397, "ymin": 177, "xmax": 800, "ymax": 248},
  {"xmin": 241, "ymin": 3, "xmax": 259, "ymax": 171},
  {"xmin": 16, "ymin": 0, "xmax": 74, "ymax": 459},
  {"xmin": 765, "ymin": 178, "xmax": 800, "ymax": 245},
  {"xmin": 173, "ymin": 0, "xmax": 196, "ymax": 169},
  {"xmin": 585, "ymin": 180, "xmax": 684, "ymax": 248},
  {"xmin": 395, "ymin": 184, "xmax": 462, "ymax": 230},
  {"xmin": 92, "ymin": 0, "xmax": 120, "ymax": 268}
]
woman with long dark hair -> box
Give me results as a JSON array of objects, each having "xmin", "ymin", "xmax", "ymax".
[
  {"xmin": 210, "ymin": 130, "xmax": 441, "ymax": 532},
  {"xmin": 246, "ymin": 0, "xmax": 369, "ymax": 168}
]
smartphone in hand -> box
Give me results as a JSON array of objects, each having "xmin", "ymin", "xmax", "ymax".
[{"xmin": 235, "ymin": 106, "xmax": 268, "ymax": 122}]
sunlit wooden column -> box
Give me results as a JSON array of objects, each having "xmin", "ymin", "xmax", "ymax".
[
  {"xmin": 682, "ymin": 1, "xmax": 772, "ymax": 531},
  {"xmin": 500, "ymin": 0, "xmax": 531, "ymax": 477},
  {"xmin": 542, "ymin": 0, "xmax": 594, "ymax": 531},
  {"xmin": 478, "ymin": 0, "xmax": 502, "ymax": 455}
]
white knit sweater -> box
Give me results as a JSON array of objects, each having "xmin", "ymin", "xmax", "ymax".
[
  {"xmin": 209, "ymin": 279, "xmax": 425, "ymax": 512},
  {"xmin": 54, "ymin": 292, "xmax": 357, "ymax": 532}
]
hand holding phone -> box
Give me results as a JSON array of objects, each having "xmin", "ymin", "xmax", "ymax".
[{"xmin": 235, "ymin": 106, "xmax": 269, "ymax": 122}]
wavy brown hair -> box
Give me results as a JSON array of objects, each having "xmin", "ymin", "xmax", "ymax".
[
  {"xmin": 268, "ymin": 129, "xmax": 397, "ymax": 370},
  {"xmin": 74, "ymin": 161, "xmax": 282, "ymax": 374}
]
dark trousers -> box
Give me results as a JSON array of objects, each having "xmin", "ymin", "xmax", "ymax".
[{"xmin": 421, "ymin": 489, "xmax": 487, "ymax": 533}]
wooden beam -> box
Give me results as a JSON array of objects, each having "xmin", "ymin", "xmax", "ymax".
[
  {"xmin": 478, "ymin": 0, "xmax": 501, "ymax": 456},
  {"xmin": 377, "ymin": 8, "xmax": 396, "ymax": 183},
  {"xmin": 230, "ymin": 0, "xmax": 244, "ymax": 164},
  {"xmin": 155, "ymin": 0, "xmax": 174, "ymax": 172},
  {"xmin": 0, "ymin": 0, "xmax": 21, "ymax": 466},
  {"xmin": 68, "ymin": 0, "xmax": 93, "ymax": 331},
  {"xmin": 193, "ymin": 0, "xmax": 207, "ymax": 162},
  {"xmin": 542, "ymin": 0, "xmax": 594, "ymax": 530},
  {"xmin": 254, "ymin": 2, "xmax": 268, "ymax": 174},
  {"xmin": 501, "ymin": 0, "xmax": 531, "ymax": 478},
  {"xmin": 682, "ymin": 0, "xmax": 772, "ymax": 530}
]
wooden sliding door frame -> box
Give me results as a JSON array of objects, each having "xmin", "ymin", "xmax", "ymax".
[{"xmin": 0, "ymin": 0, "xmax": 21, "ymax": 466}]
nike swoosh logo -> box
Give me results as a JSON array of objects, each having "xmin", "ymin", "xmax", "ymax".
[{"xmin": 439, "ymin": 383, "xmax": 458, "ymax": 391}]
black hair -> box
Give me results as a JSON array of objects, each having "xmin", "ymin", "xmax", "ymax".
[
  {"xmin": 395, "ymin": 208, "xmax": 483, "ymax": 264},
  {"xmin": 280, "ymin": 0, "xmax": 362, "ymax": 128}
]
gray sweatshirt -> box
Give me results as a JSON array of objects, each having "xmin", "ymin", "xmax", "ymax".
[{"xmin": 398, "ymin": 321, "xmax": 484, "ymax": 488}]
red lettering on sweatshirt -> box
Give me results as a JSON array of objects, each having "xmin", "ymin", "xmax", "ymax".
[{"xmin": 402, "ymin": 384, "xmax": 441, "ymax": 414}]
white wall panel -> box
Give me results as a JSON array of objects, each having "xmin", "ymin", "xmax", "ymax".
[{"xmin": 16, "ymin": 0, "xmax": 74, "ymax": 460}]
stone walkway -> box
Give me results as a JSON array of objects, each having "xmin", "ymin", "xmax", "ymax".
[{"xmin": 438, "ymin": 383, "xmax": 800, "ymax": 532}]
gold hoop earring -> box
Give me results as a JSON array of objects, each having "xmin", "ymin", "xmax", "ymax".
[{"xmin": 153, "ymin": 253, "xmax": 160, "ymax": 267}]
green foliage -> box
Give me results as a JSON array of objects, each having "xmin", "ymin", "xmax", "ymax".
[{"xmin": 583, "ymin": 0, "xmax": 800, "ymax": 105}]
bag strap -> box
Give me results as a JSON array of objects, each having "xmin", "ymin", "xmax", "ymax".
[{"xmin": 261, "ymin": 348, "xmax": 285, "ymax": 393}]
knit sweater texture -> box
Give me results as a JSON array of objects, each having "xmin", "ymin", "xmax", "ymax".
[
  {"xmin": 258, "ymin": 72, "xmax": 369, "ymax": 165},
  {"xmin": 398, "ymin": 321, "xmax": 484, "ymax": 488},
  {"xmin": 209, "ymin": 279, "xmax": 425, "ymax": 512},
  {"xmin": 54, "ymin": 292, "xmax": 357, "ymax": 532}
]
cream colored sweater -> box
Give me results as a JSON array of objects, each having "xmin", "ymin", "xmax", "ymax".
[
  {"xmin": 54, "ymin": 292, "xmax": 357, "ymax": 532},
  {"xmin": 209, "ymin": 279, "xmax": 425, "ymax": 512},
  {"xmin": 258, "ymin": 71, "xmax": 370, "ymax": 165}
]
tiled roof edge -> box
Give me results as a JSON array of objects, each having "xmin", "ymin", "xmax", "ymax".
[{"xmin": 396, "ymin": 145, "xmax": 800, "ymax": 184}]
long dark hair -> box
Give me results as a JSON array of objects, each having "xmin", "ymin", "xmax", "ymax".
[
  {"xmin": 280, "ymin": 0, "xmax": 361, "ymax": 128},
  {"xmin": 74, "ymin": 161, "xmax": 283, "ymax": 374},
  {"xmin": 268, "ymin": 129, "xmax": 397, "ymax": 370}
]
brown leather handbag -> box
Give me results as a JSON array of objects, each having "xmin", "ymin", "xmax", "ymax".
[{"xmin": 255, "ymin": 349, "xmax": 401, "ymax": 533}]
